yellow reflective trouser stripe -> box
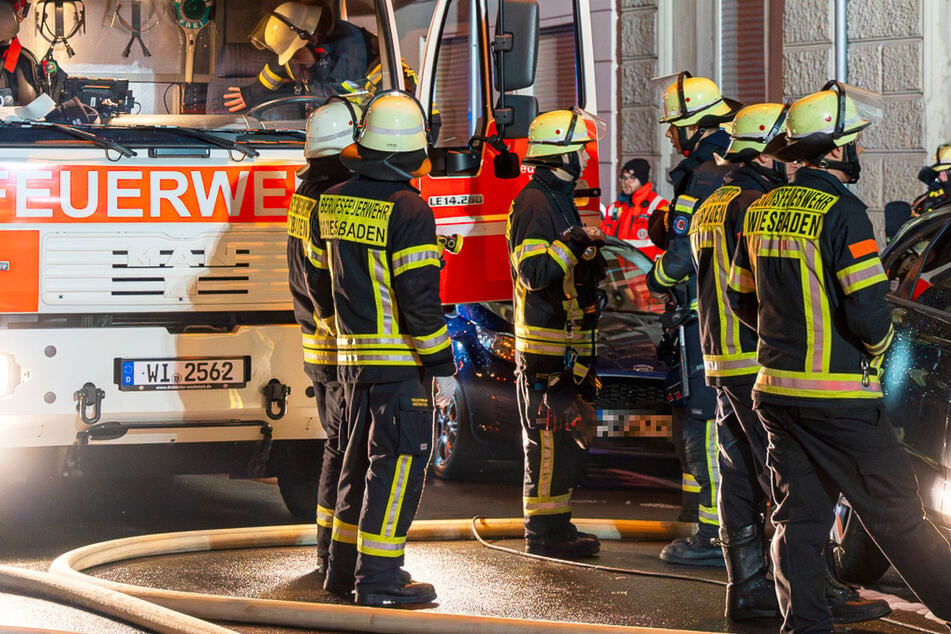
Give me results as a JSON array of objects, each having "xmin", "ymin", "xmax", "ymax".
[
  {"xmin": 682, "ymin": 472, "xmax": 700, "ymax": 493},
  {"xmin": 382, "ymin": 455, "xmax": 412, "ymax": 538},
  {"xmin": 524, "ymin": 491, "xmax": 572, "ymax": 517},
  {"xmin": 837, "ymin": 258, "xmax": 887, "ymax": 295},
  {"xmin": 304, "ymin": 350, "xmax": 337, "ymax": 365},
  {"xmin": 703, "ymin": 353, "xmax": 759, "ymax": 377},
  {"xmin": 392, "ymin": 244, "xmax": 441, "ymax": 276},
  {"xmin": 755, "ymin": 369, "xmax": 882, "ymax": 398},
  {"xmin": 538, "ymin": 429, "xmax": 554, "ymax": 498},
  {"xmin": 412, "ymin": 325, "xmax": 451, "ymax": 355},
  {"xmin": 866, "ymin": 324, "xmax": 894, "ymax": 357},
  {"xmin": 317, "ymin": 505, "xmax": 334, "ymax": 529},
  {"xmin": 358, "ymin": 455, "xmax": 412, "ymax": 558},
  {"xmin": 699, "ymin": 418, "xmax": 719, "ymax": 526},
  {"xmin": 332, "ymin": 517, "xmax": 358, "ymax": 544}
]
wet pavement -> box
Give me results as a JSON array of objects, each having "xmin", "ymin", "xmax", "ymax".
[{"xmin": 0, "ymin": 462, "xmax": 946, "ymax": 633}]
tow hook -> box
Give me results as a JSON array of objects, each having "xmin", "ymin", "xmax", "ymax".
[
  {"xmin": 263, "ymin": 379, "xmax": 290, "ymax": 420},
  {"xmin": 75, "ymin": 382, "xmax": 105, "ymax": 425}
]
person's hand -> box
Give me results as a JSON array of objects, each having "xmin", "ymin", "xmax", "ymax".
[
  {"xmin": 433, "ymin": 376, "xmax": 456, "ymax": 408},
  {"xmin": 650, "ymin": 288, "xmax": 671, "ymax": 304},
  {"xmin": 223, "ymin": 87, "xmax": 247, "ymax": 113}
]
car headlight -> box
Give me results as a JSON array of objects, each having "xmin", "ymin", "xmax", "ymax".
[
  {"xmin": 474, "ymin": 324, "xmax": 516, "ymax": 363},
  {"xmin": 0, "ymin": 353, "xmax": 22, "ymax": 398}
]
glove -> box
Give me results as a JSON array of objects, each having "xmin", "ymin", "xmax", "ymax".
[
  {"xmin": 433, "ymin": 375, "xmax": 457, "ymax": 408},
  {"xmin": 649, "ymin": 288, "xmax": 671, "ymax": 304},
  {"xmin": 560, "ymin": 226, "xmax": 605, "ymax": 259}
]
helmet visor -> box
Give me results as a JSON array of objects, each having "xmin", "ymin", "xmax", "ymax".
[
  {"xmin": 575, "ymin": 107, "xmax": 605, "ymax": 143},
  {"xmin": 649, "ymin": 71, "xmax": 689, "ymax": 123},
  {"xmin": 820, "ymin": 80, "xmax": 883, "ymax": 139}
]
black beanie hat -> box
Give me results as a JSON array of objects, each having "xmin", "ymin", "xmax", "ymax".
[{"xmin": 621, "ymin": 158, "xmax": 650, "ymax": 186}]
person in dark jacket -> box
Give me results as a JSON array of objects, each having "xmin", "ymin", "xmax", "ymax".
[
  {"xmin": 692, "ymin": 102, "xmax": 889, "ymax": 624},
  {"xmin": 645, "ymin": 71, "xmax": 740, "ymax": 567},
  {"xmin": 507, "ymin": 108, "xmax": 606, "ymax": 559},
  {"xmin": 286, "ymin": 96, "xmax": 361, "ymax": 580},
  {"xmin": 311, "ymin": 90, "xmax": 455, "ymax": 607},
  {"xmin": 729, "ymin": 80, "xmax": 951, "ymax": 633},
  {"xmin": 0, "ymin": 1, "xmax": 40, "ymax": 106}
]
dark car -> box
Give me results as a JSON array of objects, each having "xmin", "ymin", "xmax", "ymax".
[
  {"xmin": 831, "ymin": 205, "xmax": 951, "ymax": 583},
  {"xmin": 433, "ymin": 237, "xmax": 675, "ymax": 480}
]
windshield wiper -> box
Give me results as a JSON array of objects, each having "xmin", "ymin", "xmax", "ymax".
[
  {"xmin": 152, "ymin": 126, "xmax": 259, "ymax": 159},
  {"xmin": 8, "ymin": 121, "xmax": 137, "ymax": 158}
]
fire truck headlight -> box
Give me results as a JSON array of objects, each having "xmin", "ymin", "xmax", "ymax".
[{"xmin": 0, "ymin": 353, "xmax": 22, "ymax": 398}]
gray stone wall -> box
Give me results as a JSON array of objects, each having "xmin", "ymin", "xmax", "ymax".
[
  {"xmin": 615, "ymin": 0, "xmax": 929, "ymax": 238},
  {"xmin": 783, "ymin": 0, "xmax": 925, "ymax": 236},
  {"xmin": 616, "ymin": 1, "xmax": 661, "ymax": 189}
]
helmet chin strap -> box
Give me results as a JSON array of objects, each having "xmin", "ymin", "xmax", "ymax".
[
  {"xmin": 678, "ymin": 127, "xmax": 704, "ymax": 157},
  {"xmin": 816, "ymin": 141, "xmax": 862, "ymax": 183}
]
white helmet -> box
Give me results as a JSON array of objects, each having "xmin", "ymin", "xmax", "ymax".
[
  {"xmin": 356, "ymin": 91, "xmax": 429, "ymax": 153},
  {"xmin": 250, "ymin": 2, "xmax": 323, "ymax": 66},
  {"xmin": 305, "ymin": 97, "xmax": 362, "ymax": 159}
]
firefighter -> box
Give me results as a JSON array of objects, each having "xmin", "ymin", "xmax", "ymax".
[
  {"xmin": 286, "ymin": 96, "xmax": 362, "ymax": 580},
  {"xmin": 729, "ymin": 80, "xmax": 951, "ymax": 632},
  {"xmin": 0, "ymin": 0, "xmax": 40, "ymax": 106},
  {"xmin": 506, "ymin": 108, "xmax": 606, "ymax": 559},
  {"xmin": 692, "ymin": 102, "xmax": 890, "ymax": 624},
  {"xmin": 910, "ymin": 141, "xmax": 951, "ymax": 216},
  {"xmin": 225, "ymin": 1, "xmax": 376, "ymax": 112},
  {"xmin": 645, "ymin": 71, "xmax": 740, "ymax": 567},
  {"xmin": 312, "ymin": 90, "xmax": 455, "ymax": 607}
]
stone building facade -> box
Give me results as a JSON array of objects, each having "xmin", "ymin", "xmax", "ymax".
[{"xmin": 614, "ymin": 0, "xmax": 949, "ymax": 237}]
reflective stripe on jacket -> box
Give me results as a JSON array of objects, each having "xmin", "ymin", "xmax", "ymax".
[{"xmin": 727, "ymin": 167, "xmax": 893, "ymax": 405}]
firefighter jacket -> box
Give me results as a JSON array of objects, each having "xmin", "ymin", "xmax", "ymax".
[
  {"xmin": 244, "ymin": 20, "xmax": 375, "ymax": 106},
  {"xmin": 727, "ymin": 167, "xmax": 894, "ymax": 406},
  {"xmin": 601, "ymin": 181, "xmax": 667, "ymax": 260},
  {"xmin": 0, "ymin": 39, "xmax": 40, "ymax": 105},
  {"xmin": 689, "ymin": 163, "xmax": 782, "ymax": 387},
  {"xmin": 646, "ymin": 130, "xmax": 733, "ymax": 313},
  {"xmin": 287, "ymin": 156, "xmax": 351, "ymax": 384},
  {"xmin": 310, "ymin": 174, "xmax": 455, "ymax": 384},
  {"xmin": 506, "ymin": 166, "xmax": 600, "ymax": 384}
]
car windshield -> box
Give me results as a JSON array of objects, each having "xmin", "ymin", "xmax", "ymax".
[
  {"xmin": 887, "ymin": 216, "xmax": 951, "ymax": 312},
  {"xmin": 600, "ymin": 239, "xmax": 665, "ymax": 315},
  {"xmin": 480, "ymin": 238, "xmax": 664, "ymax": 323},
  {"xmin": 2, "ymin": 2, "xmax": 404, "ymax": 146}
]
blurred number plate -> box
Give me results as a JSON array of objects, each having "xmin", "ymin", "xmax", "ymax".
[{"xmin": 115, "ymin": 356, "xmax": 250, "ymax": 391}]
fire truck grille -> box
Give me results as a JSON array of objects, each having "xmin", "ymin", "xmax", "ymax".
[{"xmin": 43, "ymin": 232, "xmax": 291, "ymax": 309}]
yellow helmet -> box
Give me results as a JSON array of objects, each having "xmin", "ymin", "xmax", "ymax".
[
  {"xmin": 525, "ymin": 109, "xmax": 600, "ymax": 160},
  {"xmin": 931, "ymin": 142, "xmax": 951, "ymax": 172},
  {"xmin": 250, "ymin": 2, "xmax": 323, "ymax": 66},
  {"xmin": 765, "ymin": 80, "xmax": 881, "ymax": 163},
  {"xmin": 304, "ymin": 97, "xmax": 362, "ymax": 159},
  {"xmin": 724, "ymin": 102, "xmax": 790, "ymax": 160},
  {"xmin": 654, "ymin": 72, "xmax": 741, "ymax": 127}
]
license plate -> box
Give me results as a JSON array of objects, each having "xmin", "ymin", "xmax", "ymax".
[{"xmin": 115, "ymin": 356, "xmax": 251, "ymax": 391}]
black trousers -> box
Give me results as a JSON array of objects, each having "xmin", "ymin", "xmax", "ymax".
[
  {"xmin": 314, "ymin": 379, "xmax": 345, "ymax": 559},
  {"xmin": 516, "ymin": 373, "xmax": 586, "ymax": 540},
  {"xmin": 758, "ymin": 401, "xmax": 951, "ymax": 632},
  {"xmin": 717, "ymin": 383, "xmax": 770, "ymax": 533},
  {"xmin": 680, "ymin": 320, "xmax": 719, "ymax": 532},
  {"xmin": 326, "ymin": 378, "xmax": 433, "ymax": 592}
]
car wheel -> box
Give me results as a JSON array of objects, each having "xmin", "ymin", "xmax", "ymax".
[
  {"xmin": 431, "ymin": 379, "xmax": 478, "ymax": 480},
  {"xmin": 830, "ymin": 495, "xmax": 891, "ymax": 584},
  {"xmin": 270, "ymin": 441, "xmax": 323, "ymax": 522}
]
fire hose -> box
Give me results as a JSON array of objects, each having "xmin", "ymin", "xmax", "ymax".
[{"xmin": 0, "ymin": 517, "xmax": 937, "ymax": 634}]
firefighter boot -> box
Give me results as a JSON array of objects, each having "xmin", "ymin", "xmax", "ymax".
[
  {"xmin": 324, "ymin": 567, "xmax": 413, "ymax": 600},
  {"xmin": 721, "ymin": 524, "xmax": 781, "ymax": 621},
  {"xmin": 660, "ymin": 525, "xmax": 725, "ymax": 567},
  {"xmin": 526, "ymin": 524, "xmax": 601, "ymax": 559},
  {"xmin": 356, "ymin": 580, "xmax": 437, "ymax": 607},
  {"xmin": 824, "ymin": 567, "xmax": 891, "ymax": 623}
]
